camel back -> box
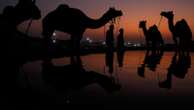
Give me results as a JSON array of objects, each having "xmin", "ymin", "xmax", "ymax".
[
  {"xmin": 148, "ymin": 25, "xmax": 163, "ymax": 41},
  {"xmin": 175, "ymin": 19, "xmax": 192, "ymax": 39}
]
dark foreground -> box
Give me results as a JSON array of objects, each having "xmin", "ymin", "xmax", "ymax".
[{"xmin": 2, "ymin": 51, "xmax": 194, "ymax": 108}]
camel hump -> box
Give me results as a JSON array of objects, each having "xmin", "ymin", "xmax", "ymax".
[
  {"xmin": 53, "ymin": 4, "xmax": 85, "ymax": 18},
  {"xmin": 148, "ymin": 25, "xmax": 162, "ymax": 40},
  {"xmin": 56, "ymin": 4, "xmax": 70, "ymax": 12},
  {"xmin": 175, "ymin": 19, "xmax": 192, "ymax": 37},
  {"xmin": 148, "ymin": 25, "xmax": 160, "ymax": 33}
]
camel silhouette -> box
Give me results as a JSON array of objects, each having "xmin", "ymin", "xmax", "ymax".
[
  {"xmin": 42, "ymin": 4, "xmax": 122, "ymax": 63},
  {"xmin": 139, "ymin": 20, "xmax": 151, "ymax": 48},
  {"xmin": 1, "ymin": 0, "xmax": 41, "ymax": 97},
  {"xmin": 139, "ymin": 20, "xmax": 164, "ymax": 52},
  {"xmin": 160, "ymin": 11, "xmax": 192, "ymax": 54},
  {"xmin": 42, "ymin": 59, "xmax": 121, "ymax": 93},
  {"xmin": 1, "ymin": 0, "xmax": 41, "ymax": 29},
  {"xmin": 159, "ymin": 52, "xmax": 191, "ymax": 89}
]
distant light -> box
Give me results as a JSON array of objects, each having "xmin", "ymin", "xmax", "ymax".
[
  {"xmin": 86, "ymin": 37, "xmax": 90, "ymax": 41},
  {"xmin": 102, "ymin": 41, "xmax": 106, "ymax": 45},
  {"xmin": 89, "ymin": 40, "xmax": 92, "ymax": 43},
  {"xmin": 136, "ymin": 43, "xmax": 141, "ymax": 47},
  {"xmin": 127, "ymin": 42, "xmax": 131, "ymax": 45},
  {"xmin": 53, "ymin": 39, "xmax": 56, "ymax": 43},
  {"xmin": 53, "ymin": 32, "xmax": 56, "ymax": 36}
]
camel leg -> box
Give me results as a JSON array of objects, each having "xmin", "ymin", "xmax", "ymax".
[
  {"xmin": 70, "ymin": 36, "xmax": 76, "ymax": 65},
  {"xmin": 70, "ymin": 35, "xmax": 82, "ymax": 66},
  {"xmin": 42, "ymin": 28, "xmax": 54, "ymax": 60},
  {"xmin": 75, "ymin": 36, "xmax": 82, "ymax": 66},
  {"xmin": 173, "ymin": 35, "xmax": 178, "ymax": 49},
  {"xmin": 186, "ymin": 39, "xmax": 191, "ymax": 56}
]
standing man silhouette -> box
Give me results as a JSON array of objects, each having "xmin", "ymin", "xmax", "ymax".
[
  {"xmin": 105, "ymin": 24, "xmax": 115, "ymax": 74},
  {"xmin": 117, "ymin": 28, "xmax": 125, "ymax": 67},
  {"xmin": 106, "ymin": 24, "xmax": 115, "ymax": 50}
]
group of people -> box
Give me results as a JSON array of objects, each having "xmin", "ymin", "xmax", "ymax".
[
  {"xmin": 106, "ymin": 24, "xmax": 125, "ymax": 52},
  {"xmin": 105, "ymin": 24, "xmax": 125, "ymax": 74}
]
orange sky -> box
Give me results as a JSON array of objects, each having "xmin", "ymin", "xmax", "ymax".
[{"xmin": 1, "ymin": 0, "xmax": 194, "ymax": 43}]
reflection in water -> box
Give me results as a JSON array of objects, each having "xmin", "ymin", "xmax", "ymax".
[
  {"xmin": 19, "ymin": 51, "xmax": 194, "ymax": 105},
  {"xmin": 138, "ymin": 50, "xmax": 164, "ymax": 78},
  {"xmin": 117, "ymin": 46, "xmax": 125, "ymax": 68},
  {"xmin": 105, "ymin": 49, "xmax": 114, "ymax": 74},
  {"xmin": 42, "ymin": 59, "xmax": 121, "ymax": 93},
  {"xmin": 159, "ymin": 52, "xmax": 191, "ymax": 89},
  {"xmin": 105, "ymin": 43, "xmax": 125, "ymax": 87}
]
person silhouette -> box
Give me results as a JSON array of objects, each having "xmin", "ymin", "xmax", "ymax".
[
  {"xmin": 105, "ymin": 47, "xmax": 114, "ymax": 74},
  {"xmin": 106, "ymin": 24, "xmax": 115, "ymax": 50},
  {"xmin": 117, "ymin": 28, "xmax": 125, "ymax": 67},
  {"xmin": 105, "ymin": 24, "xmax": 115, "ymax": 74}
]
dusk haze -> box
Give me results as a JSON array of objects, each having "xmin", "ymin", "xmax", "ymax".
[
  {"xmin": 1, "ymin": 0, "xmax": 194, "ymax": 107},
  {"xmin": 1, "ymin": 0, "xmax": 193, "ymax": 43}
]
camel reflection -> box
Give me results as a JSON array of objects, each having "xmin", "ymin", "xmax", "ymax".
[
  {"xmin": 159, "ymin": 52, "xmax": 191, "ymax": 89},
  {"xmin": 42, "ymin": 59, "xmax": 121, "ymax": 93},
  {"xmin": 138, "ymin": 50, "xmax": 164, "ymax": 78}
]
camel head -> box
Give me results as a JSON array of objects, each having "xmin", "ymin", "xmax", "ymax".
[
  {"xmin": 104, "ymin": 7, "xmax": 123, "ymax": 20},
  {"xmin": 14, "ymin": 0, "xmax": 41, "ymax": 23},
  {"xmin": 139, "ymin": 20, "xmax": 147, "ymax": 28},
  {"xmin": 160, "ymin": 11, "xmax": 174, "ymax": 19}
]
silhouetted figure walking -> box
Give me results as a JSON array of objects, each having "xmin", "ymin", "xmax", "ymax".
[
  {"xmin": 161, "ymin": 11, "xmax": 192, "ymax": 55},
  {"xmin": 117, "ymin": 28, "xmax": 125, "ymax": 67},
  {"xmin": 105, "ymin": 24, "xmax": 115, "ymax": 74},
  {"xmin": 42, "ymin": 5, "xmax": 122, "ymax": 64}
]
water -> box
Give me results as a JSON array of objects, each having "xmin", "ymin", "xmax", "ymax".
[{"xmin": 21, "ymin": 51, "xmax": 194, "ymax": 105}]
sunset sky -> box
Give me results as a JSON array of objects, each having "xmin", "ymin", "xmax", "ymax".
[{"xmin": 0, "ymin": 0, "xmax": 194, "ymax": 43}]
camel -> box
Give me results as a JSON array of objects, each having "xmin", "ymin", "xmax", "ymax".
[
  {"xmin": 160, "ymin": 11, "xmax": 192, "ymax": 54},
  {"xmin": 1, "ymin": 0, "xmax": 41, "ymax": 63},
  {"xmin": 1, "ymin": 0, "xmax": 41, "ymax": 60},
  {"xmin": 42, "ymin": 4, "xmax": 122, "ymax": 63},
  {"xmin": 139, "ymin": 20, "xmax": 164, "ymax": 52},
  {"xmin": 158, "ymin": 51, "xmax": 191, "ymax": 89},
  {"xmin": 1, "ymin": 0, "xmax": 41, "ymax": 92},
  {"xmin": 1, "ymin": 0, "xmax": 41, "ymax": 29}
]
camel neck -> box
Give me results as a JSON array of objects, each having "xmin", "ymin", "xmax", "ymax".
[
  {"xmin": 141, "ymin": 26, "xmax": 148, "ymax": 38},
  {"xmin": 86, "ymin": 13, "xmax": 111, "ymax": 29},
  {"xmin": 167, "ymin": 17, "xmax": 174, "ymax": 33}
]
